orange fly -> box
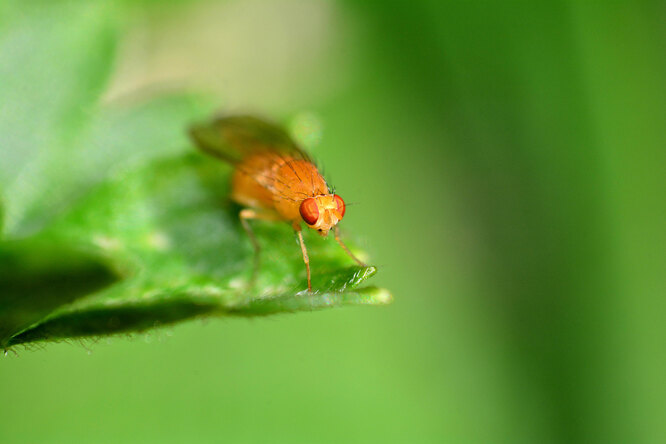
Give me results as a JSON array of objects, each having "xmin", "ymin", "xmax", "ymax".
[{"xmin": 189, "ymin": 115, "xmax": 366, "ymax": 291}]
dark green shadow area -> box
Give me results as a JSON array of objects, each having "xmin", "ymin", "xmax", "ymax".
[
  {"xmin": 8, "ymin": 299, "xmax": 219, "ymax": 346},
  {"xmin": 0, "ymin": 238, "xmax": 119, "ymax": 348}
]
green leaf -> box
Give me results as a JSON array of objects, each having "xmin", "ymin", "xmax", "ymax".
[
  {"xmin": 4, "ymin": 154, "xmax": 390, "ymax": 347},
  {"xmin": 13, "ymin": 93, "xmax": 215, "ymax": 239},
  {"xmin": 0, "ymin": 1, "xmax": 118, "ymax": 236}
]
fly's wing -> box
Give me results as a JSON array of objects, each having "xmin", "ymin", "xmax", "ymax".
[{"xmin": 188, "ymin": 115, "xmax": 311, "ymax": 164}]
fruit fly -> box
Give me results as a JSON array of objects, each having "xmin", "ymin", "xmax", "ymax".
[{"xmin": 189, "ymin": 115, "xmax": 365, "ymax": 291}]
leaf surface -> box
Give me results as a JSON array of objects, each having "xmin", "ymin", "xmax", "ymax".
[{"xmin": 3, "ymin": 154, "xmax": 389, "ymax": 347}]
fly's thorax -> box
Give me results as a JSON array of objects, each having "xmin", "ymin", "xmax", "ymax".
[
  {"xmin": 299, "ymin": 194, "xmax": 346, "ymax": 236},
  {"xmin": 272, "ymin": 158, "xmax": 328, "ymax": 221}
]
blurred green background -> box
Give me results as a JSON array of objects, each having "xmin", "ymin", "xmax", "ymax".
[{"xmin": 2, "ymin": 0, "xmax": 665, "ymax": 442}]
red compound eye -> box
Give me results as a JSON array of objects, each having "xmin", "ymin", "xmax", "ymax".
[
  {"xmin": 333, "ymin": 194, "xmax": 345, "ymax": 219},
  {"xmin": 299, "ymin": 198, "xmax": 319, "ymax": 225}
]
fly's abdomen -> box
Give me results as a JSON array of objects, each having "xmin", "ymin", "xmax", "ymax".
[{"xmin": 231, "ymin": 153, "xmax": 279, "ymax": 210}]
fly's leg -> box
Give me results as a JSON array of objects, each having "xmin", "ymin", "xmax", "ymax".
[
  {"xmin": 239, "ymin": 208, "xmax": 280, "ymax": 287},
  {"xmin": 294, "ymin": 226, "xmax": 312, "ymax": 292},
  {"xmin": 334, "ymin": 226, "xmax": 367, "ymax": 267}
]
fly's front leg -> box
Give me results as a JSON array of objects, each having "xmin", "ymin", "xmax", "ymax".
[
  {"xmin": 239, "ymin": 208, "xmax": 280, "ymax": 287},
  {"xmin": 334, "ymin": 226, "xmax": 367, "ymax": 267},
  {"xmin": 294, "ymin": 224, "xmax": 312, "ymax": 292}
]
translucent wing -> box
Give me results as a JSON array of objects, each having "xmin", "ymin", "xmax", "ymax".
[{"xmin": 188, "ymin": 115, "xmax": 311, "ymax": 164}]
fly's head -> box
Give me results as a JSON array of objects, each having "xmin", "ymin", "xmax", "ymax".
[{"xmin": 299, "ymin": 194, "xmax": 345, "ymax": 236}]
